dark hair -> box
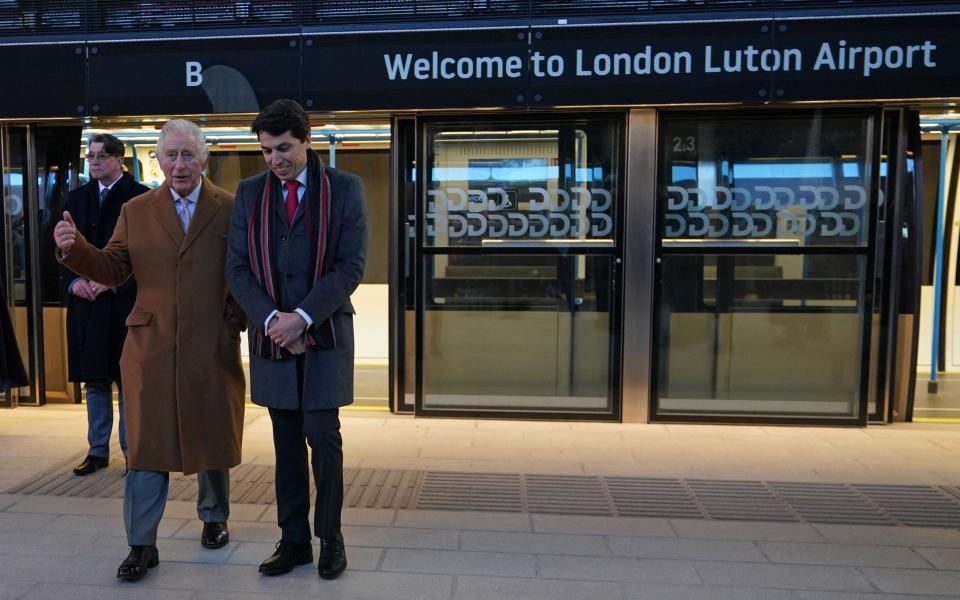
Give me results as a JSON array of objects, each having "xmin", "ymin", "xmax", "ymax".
[
  {"xmin": 251, "ymin": 99, "xmax": 310, "ymax": 142},
  {"xmin": 89, "ymin": 133, "xmax": 124, "ymax": 158}
]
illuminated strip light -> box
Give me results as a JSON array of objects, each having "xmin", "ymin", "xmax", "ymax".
[
  {"xmin": 481, "ymin": 239, "xmax": 614, "ymax": 247},
  {"xmin": 661, "ymin": 238, "xmax": 802, "ymax": 247}
]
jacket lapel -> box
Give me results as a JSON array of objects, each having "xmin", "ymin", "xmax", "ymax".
[
  {"xmin": 148, "ymin": 182, "xmax": 186, "ymax": 247},
  {"xmin": 180, "ymin": 176, "xmax": 221, "ymax": 255},
  {"xmin": 272, "ymin": 177, "xmax": 290, "ymax": 226}
]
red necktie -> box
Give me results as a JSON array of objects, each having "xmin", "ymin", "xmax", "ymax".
[{"xmin": 284, "ymin": 180, "xmax": 299, "ymax": 225}]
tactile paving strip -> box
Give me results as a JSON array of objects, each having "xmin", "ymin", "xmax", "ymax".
[
  {"xmin": 6, "ymin": 452, "xmax": 419, "ymax": 509},
  {"xmin": 9, "ymin": 453, "xmax": 960, "ymax": 528}
]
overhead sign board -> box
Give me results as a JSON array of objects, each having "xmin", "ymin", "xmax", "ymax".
[{"xmin": 1, "ymin": 13, "xmax": 958, "ymax": 118}]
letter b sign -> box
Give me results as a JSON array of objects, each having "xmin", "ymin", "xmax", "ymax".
[{"xmin": 186, "ymin": 61, "xmax": 203, "ymax": 87}]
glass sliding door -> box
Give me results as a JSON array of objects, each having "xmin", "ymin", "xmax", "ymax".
[
  {"xmin": 416, "ymin": 115, "xmax": 623, "ymax": 418},
  {"xmin": 653, "ymin": 111, "xmax": 876, "ymax": 423},
  {"xmin": 1, "ymin": 124, "xmax": 80, "ymax": 407}
]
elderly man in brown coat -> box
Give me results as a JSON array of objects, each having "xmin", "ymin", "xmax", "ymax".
[{"xmin": 54, "ymin": 119, "xmax": 245, "ymax": 582}]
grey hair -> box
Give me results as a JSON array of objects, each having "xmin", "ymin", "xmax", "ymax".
[{"xmin": 156, "ymin": 119, "xmax": 209, "ymax": 163}]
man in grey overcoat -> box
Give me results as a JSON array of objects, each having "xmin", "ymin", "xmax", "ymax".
[{"xmin": 226, "ymin": 99, "xmax": 366, "ymax": 580}]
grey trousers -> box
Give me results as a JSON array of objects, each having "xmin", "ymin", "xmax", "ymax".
[{"xmin": 123, "ymin": 468, "xmax": 230, "ymax": 546}]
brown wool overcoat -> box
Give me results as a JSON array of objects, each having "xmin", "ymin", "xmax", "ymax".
[{"xmin": 59, "ymin": 177, "xmax": 246, "ymax": 474}]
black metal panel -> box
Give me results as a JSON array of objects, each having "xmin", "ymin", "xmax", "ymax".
[
  {"xmin": 302, "ymin": 28, "xmax": 528, "ymax": 111},
  {"xmin": 530, "ymin": 21, "xmax": 775, "ymax": 106},
  {"xmin": 305, "ymin": 0, "xmax": 528, "ymax": 25},
  {"xmin": 87, "ymin": 36, "xmax": 300, "ymax": 116},
  {"xmin": 771, "ymin": 14, "xmax": 960, "ymax": 102},
  {"xmin": 92, "ymin": 1, "xmax": 301, "ymax": 31},
  {"xmin": 3, "ymin": 1, "xmax": 957, "ymax": 38},
  {"xmin": 0, "ymin": 44, "xmax": 86, "ymax": 117}
]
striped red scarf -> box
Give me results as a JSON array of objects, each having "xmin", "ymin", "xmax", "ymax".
[{"xmin": 247, "ymin": 149, "xmax": 334, "ymax": 360}]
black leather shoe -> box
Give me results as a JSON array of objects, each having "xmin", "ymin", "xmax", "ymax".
[
  {"xmin": 318, "ymin": 532, "xmax": 347, "ymax": 580},
  {"xmin": 258, "ymin": 540, "xmax": 313, "ymax": 576},
  {"xmin": 116, "ymin": 545, "xmax": 158, "ymax": 581},
  {"xmin": 72, "ymin": 454, "xmax": 108, "ymax": 476},
  {"xmin": 201, "ymin": 521, "xmax": 229, "ymax": 549}
]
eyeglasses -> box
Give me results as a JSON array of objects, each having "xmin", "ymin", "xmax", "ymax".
[{"xmin": 85, "ymin": 153, "xmax": 117, "ymax": 162}]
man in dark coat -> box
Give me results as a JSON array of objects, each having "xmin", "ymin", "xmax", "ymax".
[
  {"xmin": 61, "ymin": 133, "xmax": 149, "ymax": 476},
  {"xmin": 226, "ymin": 99, "xmax": 366, "ymax": 580}
]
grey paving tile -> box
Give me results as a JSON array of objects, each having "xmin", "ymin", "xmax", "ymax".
[
  {"xmin": 7, "ymin": 495, "xmax": 124, "ymax": 517},
  {"xmin": 137, "ymin": 561, "xmax": 289, "ymax": 594},
  {"xmin": 18, "ymin": 582, "xmax": 193, "ymax": 600},
  {"xmin": 532, "ymin": 514, "xmax": 674, "ymax": 537},
  {"xmin": 695, "ymin": 561, "xmax": 874, "ymax": 592},
  {"xmin": 37, "ymin": 514, "xmax": 124, "ymax": 536},
  {"xmin": 860, "ymin": 567, "xmax": 960, "ymax": 595},
  {"xmin": 344, "ymin": 525, "xmax": 459, "ymax": 550},
  {"xmin": 282, "ymin": 571, "xmax": 453, "ymax": 600},
  {"xmin": 622, "ymin": 583, "xmax": 798, "ymax": 600},
  {"xmin": 608, "ymin": 536, "xmax": 766, "ymax": 562},
  {"xmin": 537, "ymin": 555, "xmax": 700, "ymax": 584},
  {"xmin": 0, "ymin": 494, "xmax": 23, "ymax": 511},
  {"xmin": 343, "ymin": 507, "xmax": 397, "ymax": 527},
  {"xmin": 670, "ymin": 519, "xmax": 824, "ymax": 542},
  {"xmin": 797, "ymin": 593, "xmax": 960, "ymax": 600},
  {"xmin": 0, "ymin": 581, "xmax": 34, "ymax": 600},
  {"xmin": 0, "ymin": 553, "xmax": 128, "ymax": 585},
  {"xmin": 0, "ymin": 512, "xmax": 58, "ymax": 532},
  {"xmin": 381, "ymin": 548, "xmax": 536, "ymax": 577},
  {"xmin": 461, "ymin": 531, "xmax": 609, "ymax": 556},
  {"xmin": 226, "ymin": 541, "xmax": 383, "ymax": 571},
  {"xmin": 453, "ymin": 575, "xmax": 623, "ymax": 600},
  {"xmin": 158, "ymin": 538, "xmax": 239, "ymax": 564},
  {"xmin": 0, "ymin": 531, "xmax": 96, "ymax": 557},
  {"xmin": 193, "ymin": 594, "xmax": 323, "ymax": 600},
  {"xmin": 395, "ymin": 509, "xmax": 531, "ymax": 532},
  {"xmin": 814, "ymin": 525, "xmax": 960, "ymax": 548},
  {"xmin": 759, "ymin": 541, "xmax": 931, "ymax": 568},
  {"xmin": 915, "ymin": 547, "xmax": 960, "ymax": 570}
]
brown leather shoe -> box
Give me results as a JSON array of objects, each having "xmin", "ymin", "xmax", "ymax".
[{"xmin": 72, "ymin": 455, "xmax": 108, "ymax": 476}]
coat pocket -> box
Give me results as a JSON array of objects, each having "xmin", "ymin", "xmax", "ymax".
[{"xmin": 125, "ymin": 309, "xmax": 153, "ymax": 327}]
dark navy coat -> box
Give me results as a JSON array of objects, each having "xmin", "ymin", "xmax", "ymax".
[{"xmin": 60, "ymin": 173, "xmax": 149, "ymax": 383}]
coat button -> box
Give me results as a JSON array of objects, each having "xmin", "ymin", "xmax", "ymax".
[{"xmin": 280, "ymin": 234, "xmax": 286, "ymax": 241}]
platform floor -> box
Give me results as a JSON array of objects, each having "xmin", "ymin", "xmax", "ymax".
[{"xmin": 1, "ymin": 404, "xmax": 960, "ymax": 599}]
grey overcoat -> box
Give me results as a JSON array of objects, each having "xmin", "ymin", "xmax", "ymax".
[{"xmin": 225, "ymin": 167, "xmax": 367, "ymax": 410}]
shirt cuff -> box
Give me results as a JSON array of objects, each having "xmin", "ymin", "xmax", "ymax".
[
  {"xmin": 294, "ymin": 308, "xmax": 314, "ymax": 328},
  {"xmin": 264, "ymin": 309, "xmax": 279, "ymax": 330},
  {"xmin": 68, "ymin": 277, "xmax": 81, "ymax": 294}
]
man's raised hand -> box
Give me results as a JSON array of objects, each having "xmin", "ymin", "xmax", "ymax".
[{"xmin": 54, "ymin": 211, "xmax": 77, "ymax": 252}]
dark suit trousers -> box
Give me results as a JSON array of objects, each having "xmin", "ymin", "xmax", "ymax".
[{"xmin": 269, "ymin": 357, "xmax": 343, "ymax": 542}]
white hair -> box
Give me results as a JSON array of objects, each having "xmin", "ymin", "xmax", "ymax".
[{"xmin": 156, "ymin": 119, "xmax": 209, "ymax": 163}]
